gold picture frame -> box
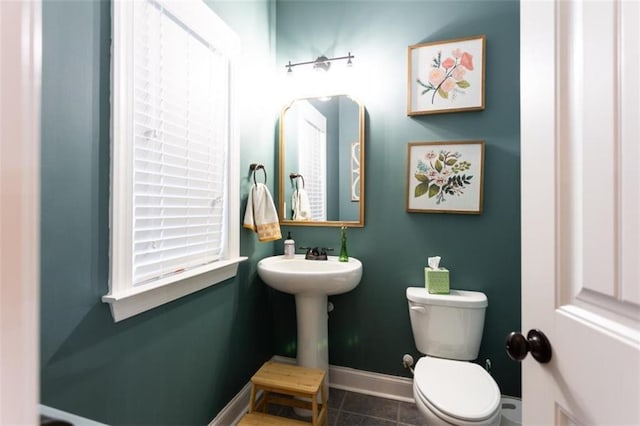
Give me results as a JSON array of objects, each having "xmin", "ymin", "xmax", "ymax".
[
  {"xmin": 407, "ymin": 35, "xmax": 486, "ymax": 116},
  {"xmin": 406, "ymin": 140, "xmax": 485, "ymax": 214}
]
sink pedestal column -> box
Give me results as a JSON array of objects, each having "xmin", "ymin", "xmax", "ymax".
[{"xmin": 295, "ymin": 293, "xmax": 330, "ymax": 398}]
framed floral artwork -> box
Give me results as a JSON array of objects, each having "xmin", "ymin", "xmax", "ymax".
[
  {"xmin": 406, "ymin": 141, "xmax": 485, "ymax": 214},
  {"xmin": 407, "ymin": 35, "xmax": 486, "ymax": 116}
]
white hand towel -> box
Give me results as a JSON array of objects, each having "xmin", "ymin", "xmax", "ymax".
[
  {"xmin": 292, "ymin": 188, "xmax": 311, "ymax": 221},
  {"xmin": 243, "ymin": 183, "xmax": 282, "ymax": 242}
]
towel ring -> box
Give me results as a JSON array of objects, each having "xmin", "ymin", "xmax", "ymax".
[
  {"xmin": 289, "ymin": 173, "xmax": 305, "ymax": 191},
  {"xmin": 250, "ymin": 163, "xmax": 267, "ymax": 185}
]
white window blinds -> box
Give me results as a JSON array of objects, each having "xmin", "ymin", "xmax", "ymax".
[{"xmin": 132, "ymin": 0, "xmax": 229, "ymax": 286}]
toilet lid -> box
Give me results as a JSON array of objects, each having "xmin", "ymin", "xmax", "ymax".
[{"xmin": 414, "ymin": 357, "xmax": 501, "ymax": 422}]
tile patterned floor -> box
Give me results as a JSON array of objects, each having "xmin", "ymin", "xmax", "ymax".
[{"xmin": 267, "ymin": 388, "xmax": 426, "ymax": 426}]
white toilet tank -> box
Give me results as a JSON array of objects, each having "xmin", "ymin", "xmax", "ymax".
[{"xmin": 406, "ymin": 287, "xmax": 488, "ymax": 360}]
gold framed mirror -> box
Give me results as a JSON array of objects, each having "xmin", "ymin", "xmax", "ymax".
[{"xmin": 278, "ymin": 95, "xmax": 365, "ymax": 227}]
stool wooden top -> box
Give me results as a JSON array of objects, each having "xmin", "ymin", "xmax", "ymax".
[{"xmin": 251, "ymin": 361, "xmax": 325, "ymax": 395}]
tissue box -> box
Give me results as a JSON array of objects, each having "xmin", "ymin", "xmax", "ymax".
[{"xmin": 425, "ymin": 267, "xmax": 450, "ymax": 294}]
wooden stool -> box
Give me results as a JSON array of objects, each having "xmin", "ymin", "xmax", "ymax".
[{"xmin": 239, "ymin": 361, "xmax": 328, "ymax": 426}]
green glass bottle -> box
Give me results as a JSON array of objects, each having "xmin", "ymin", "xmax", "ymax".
[{"xmin": 339, "ymin": 226, "xmax": 349, "ymax": 262}]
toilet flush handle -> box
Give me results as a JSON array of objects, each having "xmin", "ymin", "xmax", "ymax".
[{"xmin": 410, "ymin": 306, "xmax": 426, "ymax": 313}]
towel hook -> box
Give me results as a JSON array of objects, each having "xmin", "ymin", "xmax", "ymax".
[
  {"xmin": 289, "ymin": 173, "xmax": 305, "ymax": 191},
  {"xmin": 250, "ymin": 163, "xmax": 267, "ymax": 185}
]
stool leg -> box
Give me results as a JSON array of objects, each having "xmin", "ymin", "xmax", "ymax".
[
  {"xmin": 320, "ymin": 380, "xmax": 329, "ymax": 426},
  {"xmin": 249, "ymin": 384, "xmax": 257, "ymax": 413},
  {"xmin": 311, "ymin": 394, "xmax": 318, "ymax": 426},
  {"xmin": 321, "ymin": 384, "xmax": 328, "ymax": 426}
]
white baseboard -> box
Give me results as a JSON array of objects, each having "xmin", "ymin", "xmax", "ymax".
[
  {"xmin": 209, "ymin": 381, "xmax": 253, "ymax": 426},
  {"xmin": 39, "ymin": 405, "xmax": 109, "ymax": 426},
  {"xmin": 209, "ymin": 356, "xmax": 415, "ymax": 425},
  {"xmin": 329, "ymin": 364, "xmax": 414, "ymax": 403}
]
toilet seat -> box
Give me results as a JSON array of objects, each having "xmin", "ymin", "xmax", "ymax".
[{"xmin": 414, "ymin": 356, "xmax": 501, "ymax": 424}]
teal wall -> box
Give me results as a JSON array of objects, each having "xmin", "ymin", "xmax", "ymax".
[
  {"xmin": 275, "ymin": 0, "xmax": 522, "ymax": 397},
  {"xmin": 40, "ymin": 0, "xmax": 277, "ymax": 424}
]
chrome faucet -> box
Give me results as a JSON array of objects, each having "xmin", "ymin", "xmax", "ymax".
[{"xmin": 300, "ymin": 247, "xmax": 333, "ymax": 260}]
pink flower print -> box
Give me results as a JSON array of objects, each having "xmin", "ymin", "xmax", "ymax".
[
  {"xmin": 441, "ymin": 77, "xmax": 456, "ymax": 93},
  {"xmin": 428, "ymin": 68, "xmax": 445, "ymax": 86},
  {"xmin": 442, "ymin": 57, "xmax": 455, "ymax": 69},
  {"xmin": 416, "ymin": 46, "xmax": 475, "ymax": 105},
  {"xmin": 434, "ymin": 175, "xmax": 447, "ymax": 186},
  {"xmin": 461, "ymin": 52, "xmax": 474, "ymax": 70},
  {"xmin": 428, "ymin": 170, "xmax": 438, "ymax": 180},
  {"xmin": 452, "ymin": 67, "xmax": 466, "ymax": 81},
  {"xmin": 426, "ymin": 151, "xmax": 437, "ymax": 160}
]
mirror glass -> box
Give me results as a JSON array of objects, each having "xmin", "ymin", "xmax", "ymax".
[{"xmin": 278, "ymin": 95, "xmax": 365, "ymax": 227}]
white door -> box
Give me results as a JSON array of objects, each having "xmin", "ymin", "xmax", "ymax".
[
  {"xmin": 520, "ymin": 0, "xmax": 640, "ymax": 424},
  {"xmin": 0, "ymin": 0, "xmax": 41, "ymax": 424}
]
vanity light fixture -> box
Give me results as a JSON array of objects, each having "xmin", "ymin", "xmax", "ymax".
[{"xmin": 286, "ymin": 52, "xmax": 354, "ymax": 74}]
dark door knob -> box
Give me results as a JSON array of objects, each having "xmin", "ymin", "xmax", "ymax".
[{"xmin": 505, "ymin": 329, "xmax": 552, "ymax": 363}]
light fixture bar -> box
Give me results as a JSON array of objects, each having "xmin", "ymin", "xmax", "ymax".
[{"xmin": 286, "ymin": 52, "xmax": 354, "ymax": 73}]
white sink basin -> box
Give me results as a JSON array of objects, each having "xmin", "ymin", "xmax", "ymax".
[{"xmin": 257, "ymin": 255, "xmax": 362, "ymax": 295}]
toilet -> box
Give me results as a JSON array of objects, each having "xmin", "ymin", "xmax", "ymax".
[{"xmin": 406, "ymin": 287, "xmax": 502, "ymax": 426}]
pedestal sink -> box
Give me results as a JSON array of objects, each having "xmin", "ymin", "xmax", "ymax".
[{"xmin": 257, "ymin": 254, "xmax": 362, "ymax": 395}]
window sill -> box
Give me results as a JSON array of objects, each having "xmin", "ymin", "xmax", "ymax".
[{"xmin": 102, "ymin": 256, "xmax": 247, "ymax": 322}]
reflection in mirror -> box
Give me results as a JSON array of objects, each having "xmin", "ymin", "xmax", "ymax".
[{"xmin": 278, "ymin": 95, "xmax": 365, "ymax": 227}]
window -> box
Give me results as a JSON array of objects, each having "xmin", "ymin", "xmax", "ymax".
[
  {"xmin": 296, "ymin": 101, "xmax": 327, "ymax": 221},
  {"xmin": 103, "ymin": 0, "xmax": 245, "ymax": 322}
]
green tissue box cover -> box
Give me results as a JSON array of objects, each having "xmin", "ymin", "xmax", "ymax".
[{"xmin": 425, "ymin": 267, "xmax": 450, "ymax": 294}]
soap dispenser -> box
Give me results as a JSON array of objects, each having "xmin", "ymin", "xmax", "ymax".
[
  {"xmin": 284, "ymin": 232, "xmax": 295, "ymax": 259},
  {"xmin": 339, "ymin": 226, "xmax": 349, "ymax": 262}
]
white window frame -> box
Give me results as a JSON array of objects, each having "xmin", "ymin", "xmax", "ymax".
[{"xmin": 103, "ymin": 0, "xmax": 246, "ymax": 322}]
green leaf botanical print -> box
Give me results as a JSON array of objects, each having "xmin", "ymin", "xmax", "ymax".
[{"xmin": 414, "ymin": 149, "xmax": 474, "ymax": 205}]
